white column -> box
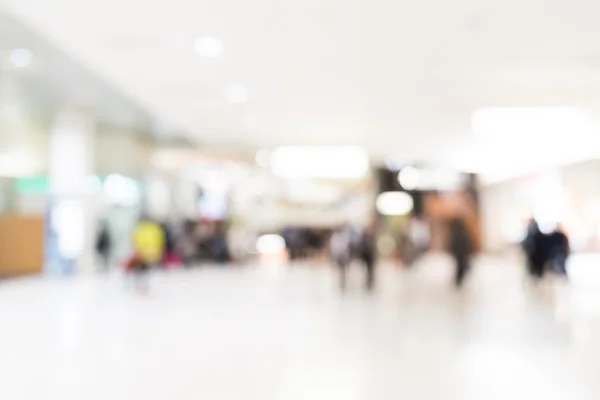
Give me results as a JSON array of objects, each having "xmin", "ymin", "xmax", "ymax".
[{"xmin": 46, "ymin": 109, "xmax": 96, "ymax": 275}]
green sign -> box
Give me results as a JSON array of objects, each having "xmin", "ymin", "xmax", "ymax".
[{"xmin": 14, "ymin": 177, "xmax": 49, "ymax": 195}]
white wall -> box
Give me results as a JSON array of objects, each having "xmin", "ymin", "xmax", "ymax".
[{"xmin": 480, "ymin": 160, "xmax": 600, "ymax": 251}]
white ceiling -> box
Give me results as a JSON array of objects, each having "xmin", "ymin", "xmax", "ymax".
[
  {"xmin": 3, "ymin": 0, "xmax": 600, "ymax": 176},
  {"xmin": 0, "ymin": 10, "xmax": 156, "ymax": 130}
]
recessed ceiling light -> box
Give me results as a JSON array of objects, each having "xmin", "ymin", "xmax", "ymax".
[
  {"xmin": 376, "ymin": 191, "xmax": 414, "ymax": 216},
  {"xmin": 270, "ymin": 146, "xmax": 369, "ymax": 179},
  {"xmin": 255, "ymin": 149, "xmax": 271, "ymax": 168},
  {"xmin": 195, "ymin": 36, "xmax": 223, "ymax": 58},
  {"xmin": 397, "ymin": 166, "xmax": 420, "ymax": 190},
  {"xmin": 256, "ymin": 234, "xmax": 286, "ymax": 255},
  {"xmin": 225, "ymin": 83, "xmax": 248, "ymax": 104},
  {"xmin": 9, "ymin": 48, "xmax": 32, "ymax": 68}
]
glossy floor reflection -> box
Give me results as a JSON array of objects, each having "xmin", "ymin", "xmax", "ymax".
[{"xmin": 0, "ymin": 255, "xmax": 599, "ymax": 399}]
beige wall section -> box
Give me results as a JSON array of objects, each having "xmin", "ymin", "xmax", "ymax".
[
  {"xmin": 0, "ymin": 122, "xmax": 50, "ymax": 215},
  {"xmin": 0, "ymin": 119, "xmax": 49, "ymax": 178},
  {"xmin": 0, "ymin": 216, "xmax": 44, "ymax": 277},
  {"xmin": 95, "ymin": 129, "xmax": 152, "ymax": 177}
]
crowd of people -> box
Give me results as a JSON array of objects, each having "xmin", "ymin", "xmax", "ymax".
[
  {"xmin": 96, "ymin": 218, "xmax": 233, "ymax": 280},
  {"xmin": 328, "ymin": 217, "xmax": 477, "ymax": 290},
  {"xmin": 99, "ymin": 217, "xmax": 236, "ymax": 292},
  {"xmin": 327, "ymin": 215, "xmax": 571, "ymax": 290},
  {"xmin": 281, "ymin": 227, "xmax": 330, "ymax": 261},
  {"xmin": 330, "ymin": 223, "xmax": 377, "ymax": 290},
  {"xmin": 96, "ymin": 212, "xmax": 571, "ymax": 294}
]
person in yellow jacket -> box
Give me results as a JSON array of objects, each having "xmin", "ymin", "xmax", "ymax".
[{"xmin": 131, "ymin": 217, "xmax": 165, "ymax": 293}]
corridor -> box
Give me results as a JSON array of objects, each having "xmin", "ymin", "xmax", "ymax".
[{"xmin": 0, "ymin": 257, "xmax": 599, "ymax": 399}]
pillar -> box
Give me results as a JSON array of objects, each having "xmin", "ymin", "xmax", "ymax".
[{"xmin": 45, "ymin": 109, "xmax": 96, "ymax": 275}]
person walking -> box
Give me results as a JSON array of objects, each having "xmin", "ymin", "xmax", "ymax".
[
  {"xmin": 131, "ymin": 217, "xmax": 165, "ymax": 293},
  {"xmin": 330, "ymin": 224, "xmax": 352, "ymax": 290},
  {"xmin": 448, "ymin": 217, "xmax": 475, "ymax": 288},
  {"xmin": 358, "ymin": 226, "xmax": 377, "ymax": 291},
  {"xmin": 96, "ymin": 222, "xmax": 112, "ymax": 271}
]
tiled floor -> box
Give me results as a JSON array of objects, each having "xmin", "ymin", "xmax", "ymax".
[{"xmin": 0, "ymin": 255, "xmax": 599, "ymax": 399}]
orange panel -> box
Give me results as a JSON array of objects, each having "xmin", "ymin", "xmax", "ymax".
[{"xmin": 0, "ymin": 216, "xmax": 44, "ymax": 277}]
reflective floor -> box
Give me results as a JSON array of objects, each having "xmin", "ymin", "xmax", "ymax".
[{"xmin": 1, "ymin": 255, "xmax": 600, "ymax": 399}]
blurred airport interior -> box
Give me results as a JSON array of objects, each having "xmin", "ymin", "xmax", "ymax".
[{"xmin": 2, "ymin": 1, "xmax": 600, "ymax": 398}]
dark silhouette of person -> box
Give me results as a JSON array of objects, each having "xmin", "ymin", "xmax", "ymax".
[
  {"xmin": 547, "ymin": 226, "xmax": 570, "ymax": 276},
  {"xmin": 448, "ymin": 218, "xmax": 475, "ymax": 288},
  {"xmin": 358, "ymin": 226, "xmax": 377, "ymax": 291},
  {"xmin": 523, "ymin": 219, "xmax": 543, "ymax": 278},
  {"xmin": 96, "ymin": 223, "xmax": 112, "ymax": 271}
]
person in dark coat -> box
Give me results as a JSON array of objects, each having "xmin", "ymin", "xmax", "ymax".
[
  {"xmin": 546, "ymin": 226, "xmax": 570, "ymax": 276},
  {"xmin": 448, "ymin": 218, "xmax": 475, "ymax": 288},
  {"xmin": 96, "ymin": 223, "xmax": 112, "ymax": 271},
  {"xmin": 523, "ymin": 219, "xmax": 543, "ymax": 278},
  {"xmin": 358, "ymin": 226, "xmax": 377, "ymax": 291}
]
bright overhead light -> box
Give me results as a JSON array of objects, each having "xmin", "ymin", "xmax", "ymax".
[
  {"xmin": 9, "ymin": 48, "xmax": 32, "ymax": 68},
  {"xmin": 225, "ymin": 83, "xmax": 248, "ymax": 104},
  {"xmin": 376, "ymin": 191, "xmax": 414, "ymax": 216},
  {"xmin": 398, "ymin": 166, "xmax": 420, "ymax": 190},
  {"xmin": 270, "ymin": 146, "xmax": 369, "ymax": 179},
  {"xmin": 398, "ymin": 166, "xmax": 465, "ymax": 191},
  {"xmin": 469, "ymin": 107, "xmax": 597, "ymax": 183},
  {"xmin": 255, "ymin": 149, "xmax": 271, "ymax": 168},
  {"xmin": 195, "ymin": 36, "xmax": 224, "ymax": 58},
  {"xmin": 256, "ymin": 234, "xmax": 286, "ymax": 255}
]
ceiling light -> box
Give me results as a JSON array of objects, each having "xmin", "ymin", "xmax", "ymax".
[
  {"xmin": 9, "ymin": 48, "xmax": 32, "ymax": 68},
  {"xmin": 256, "ymin": 234, "xmax": 286, "ymax": 255},
  {"xmin": 195, "ymin": 36, "xmax": 224, "ymax": 58},
  {"xmin": 376, "ymin": 191, "xmax": 414, "ymax": 216},
  {"xmin": 255, "ymin": 149, "xmax": 271, "ymax": 168},
  {"xmin": 470, "ymin": 107, "xmax": 596, "ymax": 183},
  {"xmin": 398, "ymin": 166, "xmax": 420, "ymax": 190},
  {"xmin": 270, "ymin": 146, "xmax": 369, "ymax": 179},
  {"xmin": 225, "ymin": 84, "xmax": 248, "ymax": 104}
]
